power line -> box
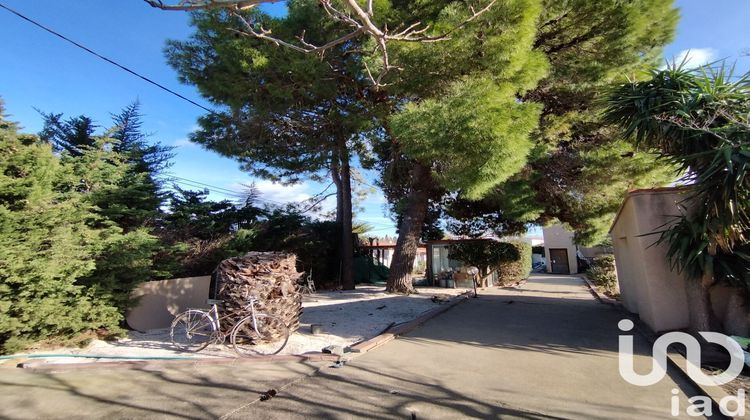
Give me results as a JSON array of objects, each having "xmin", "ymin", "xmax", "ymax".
[
  {"xmin": 0, "ymin": 2, "xmax": 216, "ymax": 115},
  {"xmin": 163, "ymin": 175, "xmax": 263, "ymax": 198}
]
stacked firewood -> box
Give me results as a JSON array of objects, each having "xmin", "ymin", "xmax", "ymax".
[{"xmin": 212, "ymin": 252, "xmax": 303, "ymax": 336}]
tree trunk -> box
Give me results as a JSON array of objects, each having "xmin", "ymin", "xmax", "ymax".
[
  {"xmin": 387, "ymin": 162, "xmax": 432, "ymax": 294},
  {"xmin": 330, "ymin": 149, "xmax": 355, "ymax": 290},
  {"xmin": 685, "ymin": 272, "xmax": 721, "ymax": 332},
  {"xmin": 332, "ymin": 156, "xmax": 343, "ymax": 225},
  {"xmin": 339, "ymin": 146, "xmax": 355, "ymax": 290},
  {"xmin": 724, "ymin": 289, "xmax": 749, "ymax": 336}
]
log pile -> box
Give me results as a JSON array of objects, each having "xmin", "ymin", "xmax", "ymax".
[{"xmin": 212, "ymin": 252, "xmax": 303, "ymax": 336}]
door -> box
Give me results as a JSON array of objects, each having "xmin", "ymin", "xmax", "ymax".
[{"xmin": 549, "ymin": 248, "xmax": 570, "ymax": 274}]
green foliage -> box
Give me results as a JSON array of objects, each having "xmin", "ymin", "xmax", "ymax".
[
  {"xmin": 532, "ymin": 135, "xmax": 675, "ymax": 245},
  {"xmin": 165, "ymin": 6, "xmax": 373, "ymax": 184},
  {"xmin": 496, "ymin": 241, "xmax": 532, "ymax": 285},
  {"xmin": 586, "ymin": 255, "xmax": 618, "ymax": 293},
  {"xmin": 605, "ymin": 64, "xmax": 750, "ymax": 290},
  {"xmin": 252, "ymin": 209, "xmax": 341, "ymax": 289},
  {"xmin": 445, "ymin": 177, "xmax": 543, "ymax": 238},
  {"xmin": 78, "ymin": 229, "xmax": 163, "ymax": 313},
  {"xmin": 446, "ymin": 240, "xmax": 530, "ymax": 284},
  {"xmin": 515, "ymin": 0, "xmax": 680, "ymax": 244},
  {"xmin": 41, "ymin": 102, "xmax": 173, "ymax": 231},
  {"xmin": 536, "ymin": 0, "xmax": 678, "ymax": 87},
  {"xmin": 388, "ymin": 0, "xmax": 548, "ymax": 95},
  {"xmin": 157, "ymin": 187, "xmax": 263, "ymax": 277},
  {"xmin": 448, "ymin": 240, "xmax": 519, "ymax": 269},
  {"xmin": 392, "ymin": 78, "xmax": 542, "ymax": 200},
  {"xmin": 38, "ymin": 112, "xmax": 98, "ymax": 156},
  {"xmin": 155, "ymin": 189, "xmax": 342, "ymax": 289},
  {"xmin": 0, "ymin": 116, "xmax": 123, "ymax": 353},
  {"xmin": 0, "ymin": 101, "xmax": 173, "ymax": 353},
  {"xmin": 414, "ymin": 0, "xmax": 680, "ymax": 243}
]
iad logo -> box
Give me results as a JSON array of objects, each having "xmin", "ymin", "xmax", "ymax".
[{"xmin": 617, "ymin": 319, "xmax": 746, "ymax": 417}]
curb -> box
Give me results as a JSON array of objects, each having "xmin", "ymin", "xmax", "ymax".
[
  {"xmin": 665, "ymin": 352, "xmax": 735, "ymax": 412},
  {"xmin": 17, "ymin": 291, "xmax": 473, "ymax": 372},
  {"xmin": 581, "ymin": 276, "xmax": 733, "ymax": 416},
  {"xmin": 17, "ymin": 352, "xmax": 341, "ymax": 372},
  {"xmin": 579, "ymin": 275, "xmax": 620, "ymax": 306},
  {"xmin": 349, "ymin": 290, "xmax": 473, "ymax": 354}
]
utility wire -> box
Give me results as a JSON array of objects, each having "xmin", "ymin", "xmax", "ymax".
[
  {"xmin": 0, "ymin": 3, "xmax": 395, "ymax": 224},
  {"xmin": 0, "ymin": 2, "xmax": 216, "ymax": 114}
]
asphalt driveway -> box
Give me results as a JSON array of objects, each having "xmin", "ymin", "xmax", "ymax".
[{"xmin": 0, "ymin": 274, "xmax": 713, "ymax": 419}]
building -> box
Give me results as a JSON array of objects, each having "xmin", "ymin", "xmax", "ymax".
[
  {"xmin": 542, "ymin": 224, "xmax": 578, "ymax": 274},
  {"xmin": 610, "ymin": 187, "xmax": 749, "ymax": 334}
]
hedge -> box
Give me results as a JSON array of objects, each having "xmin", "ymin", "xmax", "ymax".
[
  {"xmin": 496, "ymin": 241, "xmax": 532, "ymax": 285},
  {"xmin": 586, "ymin": 254, "xmax": 618, "ymax": 293}
]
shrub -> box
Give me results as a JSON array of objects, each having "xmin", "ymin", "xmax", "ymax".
[
  {"xmin": 586, "ymin": 255, "xmax": 618, "ymax": 293},
  {"xmin": 448, "ymin": 240, "xmax": 519, "ymax": 269},
  {"xmin": 448, "ymin": 240, "xmax": 531, "ymax": 285},
  {"xmin": 0, "ymin": 136, "xmax": 124, "ymax": 353},
  {"xmin": 496, "ymin": 241, "xmax": 532, "ymax": 285}
]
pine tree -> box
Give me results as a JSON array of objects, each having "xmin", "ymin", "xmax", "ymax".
[{"xmin": 165, "ymin": 4, "xmax": 379, "ymax": 289}]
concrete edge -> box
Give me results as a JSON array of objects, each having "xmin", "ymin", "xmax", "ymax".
[
  {"xmin": 18, "ymin": 291, "xmax": 474, "ymax": 372},
  {"xmin": 586, "ymin": 282, "xmax": 734, "ymax": 415},
  {"xmin": 665, "ymin": 352, "xmax": 734, "ymax": 407},
  {"xmin": 349, "ymin": 290, "xmax": 474, "ymax": 354},
  {"xmin": 17, "ymin": 352, "xmax": 341, "ymax": 372},
  {"xmin": 579, "ymin": 275, "xmax": 620, "ymax": 306}
]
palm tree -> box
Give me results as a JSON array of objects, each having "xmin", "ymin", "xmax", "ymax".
[{"xmin": 605, "ymin": 63, "xmax": 750, "ymax": 331}]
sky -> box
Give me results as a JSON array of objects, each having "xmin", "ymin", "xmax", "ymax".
[{"xmin": 1, "ymin": 0, "xmax": 749, "ymax": 238}]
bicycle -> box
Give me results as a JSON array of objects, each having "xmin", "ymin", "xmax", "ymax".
[{"xmin": 170, "ymin": 297, "xmax": 290, "ymax": 357}]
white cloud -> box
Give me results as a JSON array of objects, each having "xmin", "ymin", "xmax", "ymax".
[
  {"xmin": 663, "ymin": 48, "xmax": 717, "ymax": 69},
  {"xmin": 172, "ymin": 138, "xmax": 196, "ymax": 148},
  {"xmin": 247, "ymin": 180, "xmax": 312, "ymax": 204}
]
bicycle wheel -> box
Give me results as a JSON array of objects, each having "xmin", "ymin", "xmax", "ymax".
[
  {"xmin": 230, "ymin": 314, "xmax": 290, "ymax": 357},
  {"xmin": 170, "ymin": 310, "xmax": 216, "ymax": 352}
]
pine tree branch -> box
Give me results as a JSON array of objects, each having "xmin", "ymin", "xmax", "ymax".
[{"xmin": 144, "ymin": 0, "xmax": 498, "ymax": 87}]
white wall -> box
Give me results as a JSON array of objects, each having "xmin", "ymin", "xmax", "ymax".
[
  {"xmin": 542, "ymin": 224, "xmax": 578, "ymax": 274},
  {"xmin": 610, "ymin": 189, "xmax": 690, "ymax": 332}
]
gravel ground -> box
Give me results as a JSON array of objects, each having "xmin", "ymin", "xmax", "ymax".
[{"xmin": 7, "ymin": 285, "xmax": 469, "ymax": 364}]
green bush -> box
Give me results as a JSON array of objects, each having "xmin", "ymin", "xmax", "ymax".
[
  {"xmin": 447, "ymin": 240, "xmax": 530, "ymax": 285},
  {"xmin": 496, "ymin": 241, "xmax": 532, "ymax": 285},
  {"xmin": 0, "ymin": 134, "xmax": 124, "ymax": 353},
  {"xmin": 586, "ymin": 255, "xmax": 618, "ymax": 293},
  {"xmin": 448, "ymin": 240, "xmax": 519, "ymax": 269}
]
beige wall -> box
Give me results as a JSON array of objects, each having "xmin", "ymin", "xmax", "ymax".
[
  {"xmin": 543, "ymin": 224, "xmax": 578, "ymax": 274},
  {"xmin": 126, "ymin": 276, "xmax": 211, "ymax": 332},
  {"xmin": 612, "ymin": 188, "xmax": 750, "ymax": 334},
  {"xmin": 610, "ymin": 189, "xmax": 691, "ymax": 332}
]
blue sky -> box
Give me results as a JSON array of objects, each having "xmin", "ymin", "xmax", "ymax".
[{"xmin": 1, "ymin": 0, "xmax": 748, "ymax": 238}]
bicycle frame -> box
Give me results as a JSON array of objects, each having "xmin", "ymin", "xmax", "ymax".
[{"xmin": 204, "ymin": 298, "xmax": 262, "ymax": 339}]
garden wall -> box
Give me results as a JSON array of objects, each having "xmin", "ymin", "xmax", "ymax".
[{"xmin": 125, "ymin": 276, "xmax": 211, "ymax": 332}]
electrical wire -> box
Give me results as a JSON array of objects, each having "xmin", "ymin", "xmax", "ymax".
[
  {"xmin": 0, "ymin": 2, "xmax": 216, "ymax": 115},
  {"xmin": 0, "ymin": 3, "xmax": 396, "ymax": 227}
]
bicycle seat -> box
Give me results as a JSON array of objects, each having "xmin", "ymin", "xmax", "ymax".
[{"xmin": 206, "ymin": 298, "xmax": 224, "ymax": 305}]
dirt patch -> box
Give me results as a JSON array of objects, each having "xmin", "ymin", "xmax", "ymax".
[{"xmin": 2, "ymin": 285, "xmax": 469, "ymax": 364}]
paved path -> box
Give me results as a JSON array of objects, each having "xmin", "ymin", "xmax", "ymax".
[{"xmin": 0, "ymin": 274, "xmax": 710, "ymax": 419}]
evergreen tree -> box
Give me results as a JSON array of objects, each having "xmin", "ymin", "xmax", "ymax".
[
  {"xmin": 40, "ymin": 103, "xmax": 174, "ymax": 231},
  {"xmin": 38, "ymin": 112, "xmax": 98, "ymax": 156},
  {"xmin": 165, "ymin": 4, "xmax": 379, "ymax": 289},
  {"xmin": 0, "ymin": 104, "xmax": 122, "ymax": 353},
  {"xmin": 159, "ymin": 0, "xmax": 680, "ymax": 294}
]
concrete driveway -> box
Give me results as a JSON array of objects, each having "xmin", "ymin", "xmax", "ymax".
[{"xmin": 0, "ymin": 274, "xmax": 712, "ymax": 419}]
